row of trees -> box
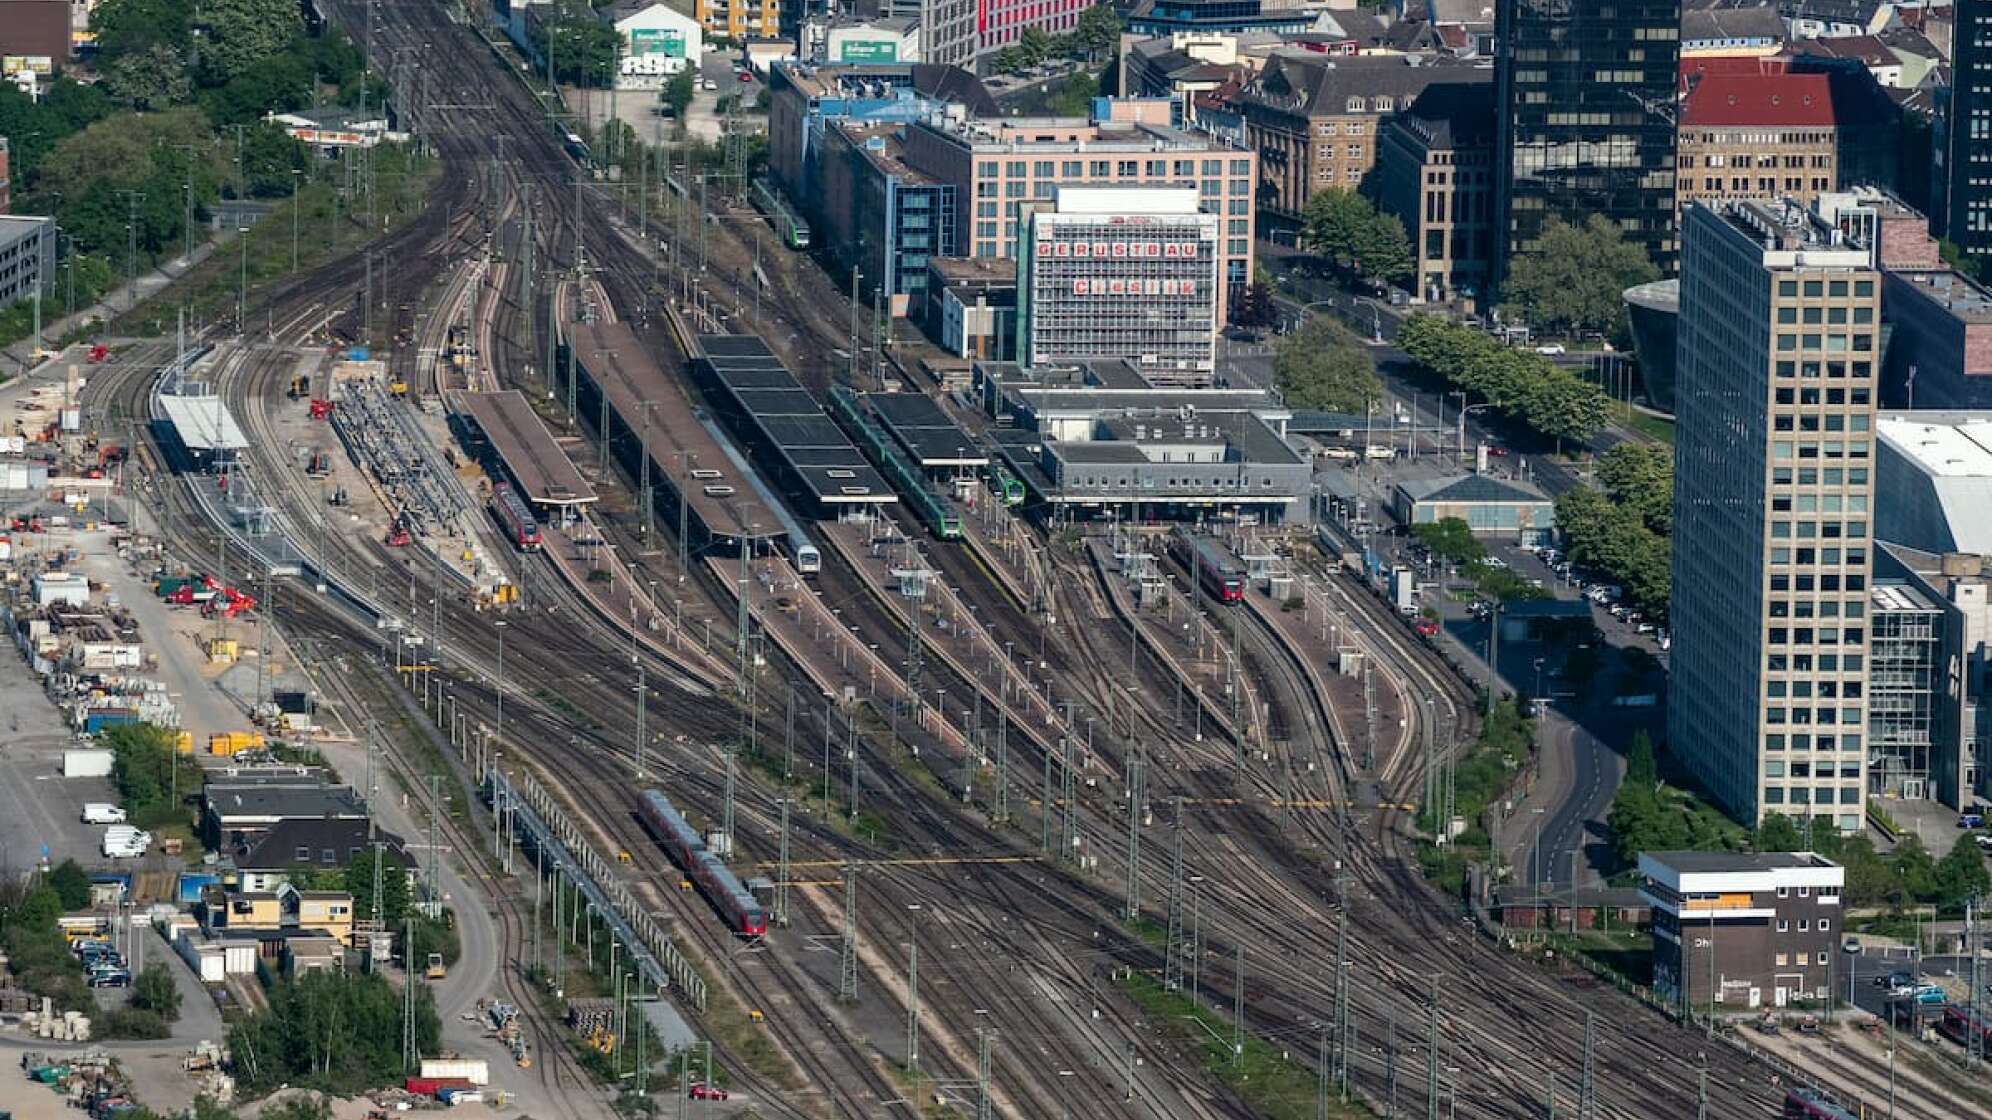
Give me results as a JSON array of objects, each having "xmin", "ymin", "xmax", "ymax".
[
  {"xmin": 1395, "ymin": 315, "xmax": 1613, "ymax": 442},
  {"xmin": 107, "ymin": 722, "xmax": 206, "ymax": 832},
  {"xmin": 1299, "ymin": 188, "xmax": 1412, "ymax": 287},
  {"xmin": 988, "ymin": 5, "xmax": 1122, "ymax": 74},
  {"xmin": 1553, "ymin": 444, "xmax": 1672, "ymax": 621},
  {"xmin": 1609, "ymin": 736, "xmax": 1992, "ymax": 913}
]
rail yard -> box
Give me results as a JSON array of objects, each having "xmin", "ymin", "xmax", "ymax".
[{"xmin": 10, "ymin": 0, "xmax": 1984, "ymax": 1118}]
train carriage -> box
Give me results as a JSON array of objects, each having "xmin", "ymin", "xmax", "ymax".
[
  {"xmin": 491, "ymin": 482, "xmax": 543, "ymax": 551},
  {"xmin": 1782, "ymin": 1088, "xmax": 1859, "ymax": 1120},
  {"xmin": 1168, "ymin": 528, "xmax": 1245, "ymax": 602},
  {"xmin": 637, "ymin": 789, "xmax": 767, "ymax": 937}
]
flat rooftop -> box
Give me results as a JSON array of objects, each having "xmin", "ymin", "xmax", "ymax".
[
  {"xmin": 458, "ymin": 390, "xmax": 597, "ymax": 506},
  {"xmin": 1871, "ymin": 580, "xmax": 1941, "ymax": 613},
  {"xmin": 864, "ymin": 392, "xmax": 986, "ymax": 467},
  {"xmin": 567, "ymin": 322, "xmax": 781, "ymax": 543},
  {"xmin": 158, "ymin": 392, "xmax": 249, "ymax": 451},
  {"xmin": 1875, "ymin": 412, "xmax": 1992, "ymax": 477},
  {"xmin": 697, "ymin": 334, "xmax": 895, "ymax": 506},
  {"xmin": 1885, "ymin": 269, "xmax": 1992, "ymax": 324},
  {"xmin": 1644, "ymin": 851, "xmax": 1836, "ymax": 873}
]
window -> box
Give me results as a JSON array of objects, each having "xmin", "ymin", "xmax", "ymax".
[
  {"xmin": 296, "ymin": 846, "xmax": 311, "ymax": 861},
  {"xmin": 322, "ymin": 848, "xmax": 337, "ymax": 863},
  {"xmin": 1798, "ymin": 919, "xmax": 1809, "ymax": 932},
  {"xmin": 1776, "ymin": 886, "xmax": 1789, "ymax": 898},
  {"xmin": 1777, "ymin": 919, "xmax": 1790, "ymax": 932},
  {"xmin": 1346, "ymin": 96, "xmax": 1365, "ymax": 112},
  {"xmin": 1819, "ymin": 919, "xmax": 1830, "ymax": 931},
  {"xmin": 1817, "ymin": 952, "xmax": 1829, "ymax": 965}
]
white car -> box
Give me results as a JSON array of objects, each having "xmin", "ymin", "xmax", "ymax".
[
  {"xmin": 1535, "ymin": 344, "xmax": 1567, "ymax": 356},
  {"xmin": 81, "ymin": 803, "xmax": 127, "ymax": 824}
]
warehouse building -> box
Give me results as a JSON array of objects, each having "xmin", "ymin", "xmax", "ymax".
[{"xmin": 1016, "ymin": 187, "xmax": 1221, "ymax": 382}]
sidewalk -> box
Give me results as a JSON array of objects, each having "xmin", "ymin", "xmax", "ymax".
[{"xmin": 1, "ymin": 239, "xmax": 222, "ymax": 377}]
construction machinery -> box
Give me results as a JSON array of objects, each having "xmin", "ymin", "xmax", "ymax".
[
  {"xmin": 287, "ymin": 375, "xmax": 310, "ymax": 400},
  {"xmin": 384, "ymin": 517, "xmax": 413, "ymax": 548},
  {"xmin": 308, "ymin": 398, "xmax": 335, "ymax": 421}
]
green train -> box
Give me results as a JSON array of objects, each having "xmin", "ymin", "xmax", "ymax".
[
  {"xmin": 828, "ymin": 386, "xmax": 963, "ymax": 540},
  {"xmin": 751, "ymin": 179, "xmax": 812, "ymax": 250},
  {"xmin": 988, "ymin": 464, "xmax": 1025, "ymax": 507}
]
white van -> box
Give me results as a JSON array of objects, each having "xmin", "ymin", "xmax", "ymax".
[
  {"xmin": 82, "ymin": 803, "xmax": 126, "ymax": 824},
  {"xmin": 101, "ymin": 826, "xmax": 151, "ymax": 858}
]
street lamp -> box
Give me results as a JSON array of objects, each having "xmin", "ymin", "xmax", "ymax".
[{"xmin": 1457, "ymin": 403, "xmax": 1497, "ymax": 469}]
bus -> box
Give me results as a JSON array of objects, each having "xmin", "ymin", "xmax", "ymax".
[{"xmin": 751, "ymin": 179, "xmax": 812, "ymax": 250}]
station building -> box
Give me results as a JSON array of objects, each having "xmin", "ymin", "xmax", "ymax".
[
  {"xmin": 975, "ymin": 357, "xmax": 1309, "ymax": 523},
  {"xmin": 1642, "ymin": 851, "xmax": 1844, "ymax": 1014}
]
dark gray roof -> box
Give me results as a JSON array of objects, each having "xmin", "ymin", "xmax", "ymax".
[
  {"xmin": 1680, "ymin": 5, "xmax": 1787, "ymax": 42},
  {"xmin": 865, "ymin": 393, "xmax": 986, "ymax": 466},
  {"xmin": 1397, "ymin": 473, "xmax": 1550, "ymax": 504},
  {"xmin": 203, "ymin": 781, "xmax": 367, "ymax": 822},
  {"xmin": 696, "ymin": 334, "xmax": 894, "ymax": 505},
  {"xmin": 1235, "ymin": 52, "xmax": 1490, "ymax": 120},
  {"xmin": 237, "ymin": 818, "xmax": 410, "ymax": 871},
  {"xmin": 1392, "ymin": 80, "xmax": 1497, "ymax": 149}
]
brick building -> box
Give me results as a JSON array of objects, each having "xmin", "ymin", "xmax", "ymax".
[
  {"xmin": 1643, "ymin": 851, "xmax": 1845, "ymax": 1014},
  {"xmin": 0, "ymin": 0, "xmax": 70, "ymax": 67},
  {"xmin": 1231, "ymin": 51, "xmax": 1489, "ymax": 225}
]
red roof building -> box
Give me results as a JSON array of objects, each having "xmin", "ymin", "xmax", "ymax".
[{"xmin": 1676, "ymin": 64, "xmax": 1900, "ymax": 215}]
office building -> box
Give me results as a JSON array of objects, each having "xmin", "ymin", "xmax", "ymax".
[
  {"xmin": 898, "ymin": 112, "xmax": 1256, "ymax": 305},
  {"xmin": 766, "ymin": 63, "xmax": 992, "ymax": 202},
  {"xmin": 1875, "ymin": 541, "xmax": 1991, "ymax": 809},
  {"xmin": 817, "ymin": 121, "xmax": 960, "ymax": 314},
  {"xmin": 978, "ymin": 0, "xmax": 1090, "ymax": 53},
  {"xmin": 1880, "ymin": 265, "xmax": 1992, "ymax": 412},
  {"xmin": 1372, "ymin": 81, "xmax": 1497, "ymax": 305},
  {"xmin": 0, "ymin": 215, "xmax": 52, "ymax": 309},
  {"xmin": 1122, "ymin": 0, "xmax": 1324, "ymax": 38},
  {"xmin": 802, "ymin": 16, "xmax": 921, "ymax": 64},
  {"xmin": 1939, "ymin": 1, "xmax": 1992, "ymax": 266},
  {"xmin": 976, "ymin": 358, "xmax": 1310, "ymax": 522},
  {"xmin": 1641, "ymin": 851, "xmax": 1845, "ymax": 1014},
  {"xmin": 1232, "ymin": 52, "xmax": 1489, "ymax": 225},
  {"xmin": 1016, "ymin": 187, "xmax": 1221, "ymax": 379},
  {"xmin": 924, "ymin": 256, "xmax": 1016, "ymax": 361},
  {"xmin": 1493, "ymin": 0, "xmax": 1681, "ymax": 280},
  {"xmin": 1670, "ymin": 197, "xmax": 1883, "ymax": 831}
]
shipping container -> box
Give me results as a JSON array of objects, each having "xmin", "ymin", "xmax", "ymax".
[{"xmin": 420, "ymin": 1058, "xmax": 490, "ymax": 1085}]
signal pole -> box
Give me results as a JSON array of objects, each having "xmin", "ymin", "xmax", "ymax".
[{"xmin": 837, "ymin": 864, "xmax": 859, "ymax": 1002}]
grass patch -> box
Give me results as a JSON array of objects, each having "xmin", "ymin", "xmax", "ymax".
[
  {"xmin": 1623, "ymin": 411, "xmax": 1675, "ymax": 444},
  {"xmin": 1120, "ymin": 973, "xmax": 1368, "ymax": 1119},
  {"xmin": 1542, "ymin": 930, "xmax": 1653, "ymax": 985}
]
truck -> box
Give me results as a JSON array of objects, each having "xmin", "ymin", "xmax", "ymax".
[
  {"xmin": 63, "ymin": 750, "xmax": 115, "ymax": 778},
  {"xmin": 81, "ymin": 803, "xmax": 126, "ymax": 824},
  {"xmin": 419, "ymin": 1057, "xmax": 488, "ymax": 1085}
]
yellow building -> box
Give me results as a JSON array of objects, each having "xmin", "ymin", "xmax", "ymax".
[{"xmin": 695, "ymin": 0, "xmax": 778, "ymax": 42}]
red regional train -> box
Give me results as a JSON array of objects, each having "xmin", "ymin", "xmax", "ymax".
[
  {"xmin": 490, "ymin": 482, "xmax": 543, "ymax": 551},
  {"xmin": 636, "ymin": 789, "xmax": 767, "ymax": 937},
  {"xmin": 1783, "ymin": 1087, "xmax": 1859, "ymax": 1120},
  {"xmin": 1169, "ymin": 527, "xmax": 1246, "ymax": 602}
]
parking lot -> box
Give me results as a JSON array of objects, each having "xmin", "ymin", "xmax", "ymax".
[{"xmin": 0, "ymin": 633, "xmax": 117, "ymax": 871}]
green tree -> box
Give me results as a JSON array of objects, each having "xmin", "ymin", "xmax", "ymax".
[
  {"xmin": 1750, "ymin": 813, "xmax": 1805, "ymax": 853},
  {"xmin": 1016, "ymin": 27, "xmax": 1057, "ymax": 67},
  {"xmin": 1502, "ymin": 214, "xmax": 1660, "ymax": 338},
  {"xmin": 91, "ymin": 0, "xmax": 196, "ymax": 60},
  {"xmin": 1934, "ymin": 841, "xmax": 1992, "ymax": 910},
  {"xmin": 47, "ymin": 860, "xmax": 92, "ymax": 911},
  {"xmin": 105, "ymin": 723, "xmax": 204, "ymax": 830},
  {"xmin": 1626, "ymin": 729, "xmax": 1658, "ymax": 788},
  {"xmin": 344, "ymin": 849, "xmax": 413, "ymax": 926},
  {"xmin": 195, "ymin": 0, "xmax": 302, "ymax": 83},
  {"xmin": 1044, "ymin": 70, "xmax": 1099, "ymax": 116},
  {"xmin": 134, "ymin": 961, "xmax": 183, "ymax": 1021},
  {"xmin": 228, "ymin": 970, "xmax": 440, "ymax": 1094},
  {"xmin": 1300, "ymin": 188, "xmax": 1411, "ymax": 284},
  {"xmin": 538, "ymin": 17, "xmax": 621, "ymax": 87},
  {"xmin": 1409, "ymin": 518, "xmax": 1484, "ymax": 567},
  {"xmin": 1888, "ymin": 836, "xmax": 1940, "ymax": 903},
  {"xmin": 239, "ymin": 123, "xmax": 308, "ymax": 198},
  {"xmin": 1272, "ymin": 316, "xmax": 1381, "ymax": 412},
  {"xmin": 1596, "ymin": 443, "xmax": 1673, "ymax": 535},
  {"xmin": 1072, "ymin": 2, "xmax": 1123, "ymax": 59},
  {"xmin": 1231, "ymin": 278, "xmax": 1278, "ymax": 329},
  {"xmin": 103, "ymin": 43, "xmax": 194, "ymax": 110},
  {"xmin": 1397, "ymin": 314, "xmax": 1613, "ymax": 444},
  {"xmin": 659, "ymin": 68, "xmax": 696, "ymax": 119}
]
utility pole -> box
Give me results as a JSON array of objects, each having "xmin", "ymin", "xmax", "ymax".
[
  {"xmin": 837, "ymin": 864, "xmax": 859, "ymax": 1002},
  {"xmin": 994, "ymin": 709, "xmax": 1009, "ymax": 823},
  {"xmin": 775, "ymin": 798, "xmax": 791, "ymax": 927},
  {"xmin": 1123, "ymin": 748, "xmax": 1144, "ymax": 920},
  {"xmin": 1230, "ymin": 943, "xmax": 1245, "ymax": 1066},
  {"xmin": 634, "ymin": 660, "xmax": 647, "ymax": 780},
  {"xmin": 1579, "ymin": 1012, "xmax": 1596, "ymax": 1120},
  {"xmin": 905, "ymin": 939, "xmax": 920, "ymax": 1074},
  {"xmin": 1166, "ymin": 798, "xmax": 1185, "ymax": 990},
  {"xmin": 976, "ymin": 1029, "xmax": 994, "ymax": 1120},
  {"xmin": 1425, "ymin": 977, "xmax": 1440, "ymax": 1120}
]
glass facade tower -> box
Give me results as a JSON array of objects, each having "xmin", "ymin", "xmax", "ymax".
[{"xmin": 1494, "ymin": 0, "xmax": 1682, "ymax": 281}]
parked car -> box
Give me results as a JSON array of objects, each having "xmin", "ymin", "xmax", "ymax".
[
  {"xmin": 1878, "ymin": 969, "xmax": 1916, "ymax": 990},
  {"xmin": 87, "ymin": 968, "xmax": 130, "ymax": 988},
  {"xmin": 81, "ymin": 803, "xmax": 126, "ymax": 824},
  {"xmin": 1960, "ymin": 812, "xmax": 1985, "ymax": 829},
  {"xmin": 1535, "ymin": 344, "xmax": 1567, "ymax": 356},
  {"xmin": 688, "ymin": 1083, "xmax": 729, "ymax": 1101}
]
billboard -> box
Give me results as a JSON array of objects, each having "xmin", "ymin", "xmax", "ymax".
[
  {"xmin": 3, "ymin": 56, "xmax": 53, "ymax": 75},
  {"xmin": 629, "ymin": 27, "xmax": 686, "ymax": 57},
  {"xmin": 837, "ymin": 39, "xmax": 899, "ymax": 62}
]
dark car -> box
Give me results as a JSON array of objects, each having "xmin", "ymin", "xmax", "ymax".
[{"xmin": 87, "ymin": 968, "xmax": 130, "ymax": 988}]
